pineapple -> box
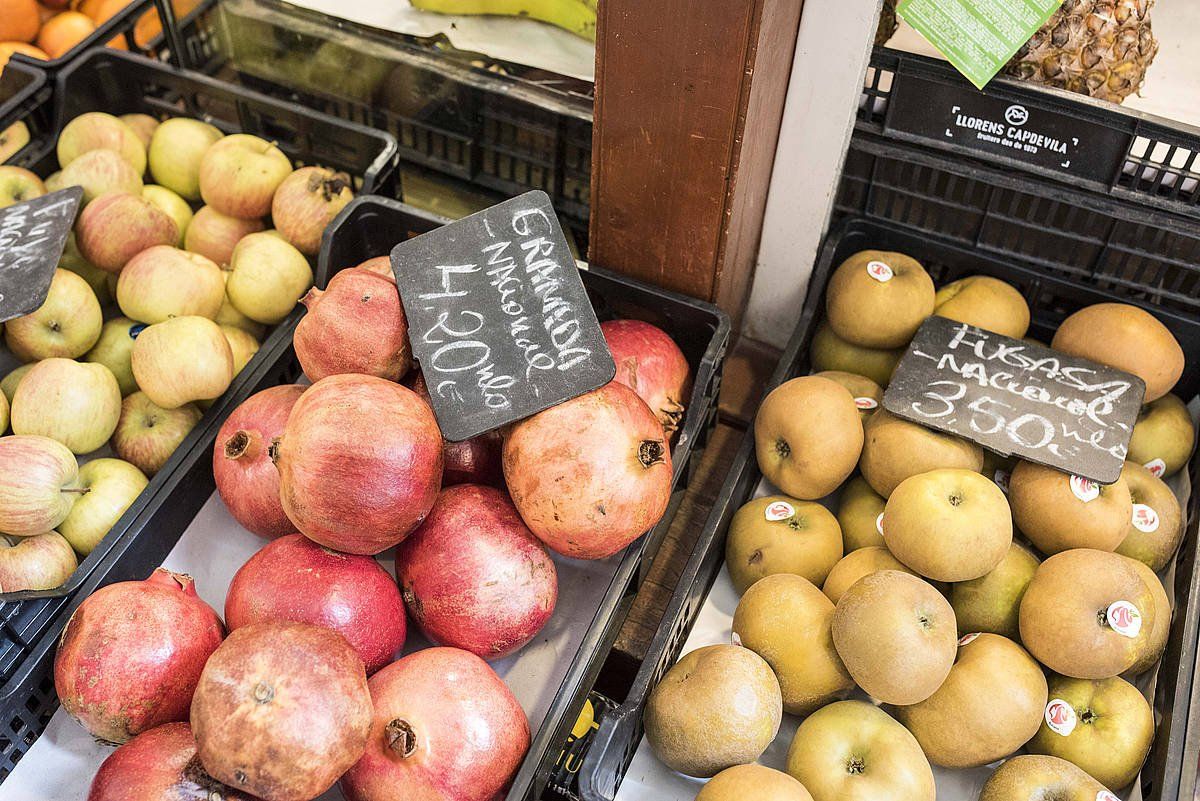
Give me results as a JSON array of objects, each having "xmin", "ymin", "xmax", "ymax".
[
  {"xmin": 1003, "ymin": 0, "xmax": 1158, "ymax": 104},
  {"xmin": 876, "ymin": 0, "xmax": 898, "ymax": 46}
]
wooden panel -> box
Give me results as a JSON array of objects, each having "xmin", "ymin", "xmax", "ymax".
[{"xmin": 589, "ymin": 0, "xmax": 803, "ymax": 315}]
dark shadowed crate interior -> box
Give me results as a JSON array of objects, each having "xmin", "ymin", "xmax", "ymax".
[
  {"xmin": 578, "ymin": 215, "xmax": 1200, "ymax": 801},
  {"xmin": 0, "ymin": 49, "xmax": 399, "ymax": 777}
]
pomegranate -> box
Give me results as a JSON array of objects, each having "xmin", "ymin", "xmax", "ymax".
[
  {"xmin": 225, "ymin": 534, "xmax": 406, "ymax": 674},
  {"xmin": 88, "ymin": 722, "xmax": 259, "ymax": 801},
  {"xmin": 191, "ymin": 621, "xmax": 371, "ymax": 801},
  {"xmin": 274, "ymin": 374, "xmax": 442, "ymax": 554},
  {"xmin": 356, "ymin": 255, "xmax": 394, "ymax": 282},
  {"xmin": 293, "ymin": 267, "xmax": 411, "ymax": 382},
  {"xmin": 503, "ymin": 382, "xmax": 673, "ymax": 560},
  {"xmin": 341, "ymin": 647, "xmax": 530, "ymax": 801},
  {"xmin": 407, "ymin": 371, "xmax": 503, "ymax": 487},
  {"xmin": 213, "ymin": 384, "xmax": 305, "ymax": 539},
  {"xmin": 55, "ymin": 569, "xmax": 224, "ymax": 743},
  {"xmin": 601, "ymin": 319, "xmax": 692, "ymax": 436},
  {"xmin": 395, "ymin": 485, "xmax": 556, "ymax": 659}
]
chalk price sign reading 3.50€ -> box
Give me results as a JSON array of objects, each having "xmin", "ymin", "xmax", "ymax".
[{"xmin": 883, "ymin": 316, "xmax": 1145, "ymax": 484}]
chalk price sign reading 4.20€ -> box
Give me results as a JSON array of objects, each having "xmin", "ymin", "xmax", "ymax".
[{"xmin": 883, "ymin": 316, "xmax": 1145, "ymax": 484}]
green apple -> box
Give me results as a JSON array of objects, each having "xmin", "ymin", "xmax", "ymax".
[
  {"xmin": 118, "ymin": 113, "xmax": 159, "ymax": 148},
  {"xmin": 57, "ymin": 111, "xmax": 147, "ymax": 175},
  {"xmin": 111, "ymin": 392, "xmax": 203, "ymax": 476},
  {"xmin": 142, "ymin": 185, "xmax": 193, "ymax": 246},
  {"xmin": 198, "ymin": 134, "xmax": 293, "ymax": 219},
  {"xmin": 59, "ymin": 149, "xmax": 143, "ymax": 205},
  {"xmin": 131, "ymin": 316, "xmax": 233, "ymax": 409},
  {"xmin": 1026, "ymin": 674, "xmax": 1154, "ymax": 789},
  {"xmin": 10, "ymin": 359, "xmax": 122, "ymax": 454},
  {"xmin": 116, "ymin": 246, "xmax": 225, "ymax": 324},
  {"xmin": 84, "ymin": 317, "xmax": 141, "ymax": 397},
  {"xmin": 0, "ymin": 120, "xmax": 30, "ymax": 163},
  {"xmin": 1, "ymin": 364, "xmax": 33, "ymax": 404},
  {"xmin": 5, "ymin": 269, "xmax": 102, "ymax": 361},
  {"xmin": 0, "ymin": 165, "xmax": 46, "ymax": 209},
  {"xmin": 58, "ymin": 458, "xmax": 147, "ymax": 555},
  {"xmin": 0, "ymin": 531, "xmax": 78, "ymax": 592},
  {"xmin": 59, "ymin": 232, "xmax": 112, "ymax": 306},
  {"xmin": 148, "ymin": 117, "xmax": 223, "ymax": 201},
  {"xmin": 220, "ymin": 325, "xmax": 260, "ymax": 376},
  {"xmin": 0, "ymin": 390, "xmax": 7, "ymax": 434},
  {"xmin": 184, "ymin": 205, "xmax": 265, "ymax": 268},
  {"xmin": 225, "ymin": 231, "xmax": 313, "ymax": 324},
  {"xmin": 214, "ymin": 272, "xmax": 266, "ymax": 339},
  {"xmin": 0, "ymin": 435, "xmax": 83, "ymax": 536}
]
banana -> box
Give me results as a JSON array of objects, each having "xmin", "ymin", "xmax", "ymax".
[{"xmin": 410, "ymin": 0, "xmax": 597, "ymax": 41}]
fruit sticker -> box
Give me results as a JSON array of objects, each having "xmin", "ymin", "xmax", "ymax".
[
  {"xmin": 865, "ymin": 260, "xmax": 894, "ymax": 283},
  {"xmin": 1145, "ymin": 457, "xmax": 1167, "ymax": 478},
  {"xmin": 1069, "ymin": 475, "xmax": 1099, "ymax": 503},
  {"xmin": 1044, "ymin": 698, "xmax": 1077, "ymax": 736},
  {"xmin": 957, "ymin": 632, "xmax": 981, "ymax": 647},
  {"xmin": 764, "ymin": 501, "xmax": 796, "ymax": 522},
  {"xmin": 854, "ymin": 396, "xmax": 879, "ymax": 410},
  {"xmin": 875, "ymin": 512, "xmax": 885, "ymax": 536},
  {"xmin": 1106, "ymin": 600, "xmax": 1142, "ymax": 638},
  {"xmin": 1131, "ymin": 503, "xmax": 1160, "ymax": 534},
  {"xmin": 1096, "ymin": 792, "xmax": 1121, "ymax": 801},
  {"xmin": 731, "ymin": 631, "xmax": 742, "ymax": 647},
  {"xmin": 993, "ymin": 469, "xmax": 1010, "ymax": 494}
]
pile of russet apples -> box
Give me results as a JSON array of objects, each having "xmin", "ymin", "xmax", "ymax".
[
  {"xmin": 642, "ymin": 251, "xmax": 1196, "ymax": 801},
  {"xmin": 50, "ymin": 253, "xmax": 694, "ymax": 801},
  {"xmin": 0, "ymin": 109, "xmax": 354, "ymax": 593}
]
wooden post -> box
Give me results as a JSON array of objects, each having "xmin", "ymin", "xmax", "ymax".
[{"xmin": 588, "ymin": 0, "xmax": 804, "ymax": 324}]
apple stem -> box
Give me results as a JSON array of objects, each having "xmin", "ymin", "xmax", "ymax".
[{"xmin": 63, "ymin": 487, "xmax": 90, "ymax": 495}]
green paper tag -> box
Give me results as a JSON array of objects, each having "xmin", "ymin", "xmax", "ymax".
[{"xmin": 897, "ymin": 0, "xmax": 1063, "ymax": 90}]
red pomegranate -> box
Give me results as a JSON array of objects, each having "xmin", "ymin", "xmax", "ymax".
[
  {"xmin": 407, "ymin": 372, "xmax": 503, "ymax": 486},
  {"xmin": 191, "ymin": 621, "xmax": 372, "ymax": 801},
  {"xmin": 395, "ymin": 485, "xmax": 556, "ymax": 659},
  {"xmin": 55, "ymin": 569, "xmax": 224, "ymax": 743},
  {"xmin": 503, "ymin": 382, "xmax": 673, "ymax": 560},
  {"xmin": 273, "ymin": 374, "xmax": 443, "ymax": 555},
  {"xmin": 341, "ymin": 647, "xmax": 530, "ymax": 801},
  {"xmin": 225, "ymin": 534, "xmax": 406, "ymax": 674},
  {"xmin": 294, "ymin": 267, "xmax": 412, "ymax": 381},
  {"xmin": 88, "ymin": 722, "xmax": 260, "ymax": 801},
  {"xmin": 355, "ymin": 255, "xmax": 394, "ymax": 282},
  {"xmin": 213, "ymin": 384, "xmax": 305, "ymax": 539},
  {"xmin": 601, "ymin": 319, "xmax": 692, "ymax": 436}
]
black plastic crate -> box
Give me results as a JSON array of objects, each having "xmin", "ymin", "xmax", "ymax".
[
  {"xmin": 5, "ymin": 0, "xmax": 163, "ymax": 79},
  {"xmin": 0, "ymin": 48, "xmax": 399, "ymax": 769},
  {"xmin": 0, "ymin": 59, "xmax": 47, "ymax": 164},
  {"xmin": 578, "ymin": 216, "xmax": 1200, "ymax": 801},
  {"xmin": 162, "ymin": 0, "xmax": 593, "ymax": 228}
]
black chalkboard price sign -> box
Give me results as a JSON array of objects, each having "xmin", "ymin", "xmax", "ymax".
[
  {"xmin": 883, "ymin": 316, "xmax": 1146, "ymax": 485},
  {"xmin": 0, "ymin": 187, "xmax": 84, "ymax": 324},
  {"xmin": 392, "ymin": 191, "xmax": 615, "ymax": 442}
]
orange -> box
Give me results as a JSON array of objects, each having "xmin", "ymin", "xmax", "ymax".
[
  {"xmin": 36, "ymin": 10, "xmax": 94, "ymax": 58},
  {"xmin": 37, "ymin": 3, "xmax": 57, "ymax": 24},
  {"xmin": 80, "ymin": 0, "xmax": 126, "ymax": 23},
  {"xmin": 0, "ymin": 41, "xmax": 48, "ymax": 76},
  {"xmin": 0, "ymin": 0, "xmax": 41, "ymax": 43},
  {"xmin": 133, "ymin": 0, "xmax": 198, "ymax": 48}
]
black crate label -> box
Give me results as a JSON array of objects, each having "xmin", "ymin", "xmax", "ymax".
[
  {"xmin": 886, "ymin": 73, "xmax": 1128, "ymax": 182},
  {"xmin": 393, "ymin": 191, "xmax": 614, "ymax": 442},
  {"xmin": 0, "ymin": 187, "xmax": 83, "ymax": 324},
  {"xmin": 884, "ymin": 316, "xmax": 1144, "ymax": 484}
]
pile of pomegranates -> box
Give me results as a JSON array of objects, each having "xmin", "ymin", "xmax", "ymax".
[{"xmin": 52, "ymin": 256, "xmax": 694, "ymax": 801}]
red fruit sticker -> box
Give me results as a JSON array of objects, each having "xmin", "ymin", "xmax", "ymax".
[
  {"xmin": 1131, "ymin": 503, "xmax": 1160, "ymax": 534},
  {"xmin": 994, "ymin": 469, "xmax": 1011, "ymax": 494},
  {"xmin": 764, "ymin": 501, "xmax": 796, "ymax": 522},
  {"xmin": 731, "ymin": 631, "xmax": 742, "ymax": 647},
  {"xmin": 1106, "ymin": 600, "xmax": 1142, "ymax": 638},
  {"xmin": 875, "ymin": 512, "xmax": 885, "ymax": 536},
  {"xmin": 1044, "ymin": 698, "xmax": 1077, "ymax": 736},
  {"xmin": 854, "ymin": 396, "xmax": 879, "ymax": 410},
  {"xmin": 1145, "ymin": 457, "xmax": 1167, "ymax": 478},
  {"xmin": 1096, "ymin": 792, "xmax": 1120, "ymax": 801},
  {"xmin": 1069, "ymin": 475, "xmax": 1099, "ymax": 503},
  {"xmin": 866, "ymin": 260, "xmax": 894, "ymax": 282},
  {"xmin": 957, "ymin": 632, "xmax": 981, "ymax": 646}
]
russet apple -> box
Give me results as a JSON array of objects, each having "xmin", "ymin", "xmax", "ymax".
[
  {"xmin": 1127, "ymin": 558, "xmax": 1171, "ymax": 676},
  {"xmin": 697, "ymin": 765, "xmax": 813, "ymax": 801},
  {"xmin": 725, "ymin": 495, "xmax": 843, "ymax": 593},
  {"xmin": 825, "ymin": 250, "xmax": 934, "ymax": 348},
  {"xmin": 56, "ymin": 112, "xmax": 147, "ymax": 175},
  {"xmin": 84, "ymin": 317, "xmax": 141, "ymax": 397},
  {"xmin": 1052, "ymin": 303, "xmax": 1184, "ymax": 402},
  {"xmin": 184, "ymin": 205, "xmax": 264, "ymax": 267},
  {"xmin": 933, "ymin": 274, "xmax": 1031, "ymax": 339},
  {"xmin": 75, "ymin": 192, "xmax": 178, "ymax": 273},
  {"xmin": 1116, "ymin": 460, "xmax": 1183, "ymax": 571},
  {"xmin": 0, "ymin": 531, "xmax": 77, "ymax": 592},
  {"xmin": 198, "ymin": 134, "xmax": 293, "ymax": 219},
  {"xmin": 117, "ymin": 246, "xmax": 225, "ymax": 324},
  {"xmin": 0, "ymin": 435, "xmax": 83, "ymax": 536},
  {"xmin": 980, "ymin": 755, "xmax": 1110, "ymax": 800},
  {"xmin": 225, "ymin": 231, "xmax": 313, "ymax": 325},
  {"xmin": 859, "ymin": 409, "xmax": 984, "ymax": 497},
  {"xmin": 822, "ymin": 545, "xmax": 916, "ymax": 604},
  {"xmin": 810, "ymin": 321, "xmax": 904, "ymax": 388},
  {"xmin": 58, "ymin": 458, "xmax": 147, "ymax": 555},
  {"xmin": 59, "ymin": 149, "xmax": 143, "ymax": 205},
  {"xmin": 1127, "ymin": 393, "xmax": 1195, "ymax": 479},
  {"xmin": 5, "ymin": 268, "xmax": 102, "ymax": 361},
  {"xmin": 130, "ymin": 316, "xmax": 233, "ymax": 409},
  {"xmin": 148, "ymin": 117, "xmax": 223, "ymax": 201},
  {"xmin": 271, "ymin": 166, "xmax": 354, "ymax": 255},
  {"xmin": 10, "ymin": 358, "xmax": 121, "ymax": 454},
  {"xmin": 111, "ymin": 392, "xmax": 203, "ymax": 476},
  {"xmin": 949, "ymin": 540, "xmax": 1040, "ymax": 639},
  {"xmin": 835, "ymin": 475, "xmax": 886, "ymax": 551},
  {"xmin": 1009, "ymin": 461, "xmax": 1132, "ymax": 554},
  {"xmin": 141, "ymin": 185, "xmax": 192, "ymax": 246},
  {"xmin": 0, "ymin": 165, "xmax": 45, "ymax": 209},
  {"xmin": 813, "ymin": 370, "xmax": 881, "ymax": 422}
]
